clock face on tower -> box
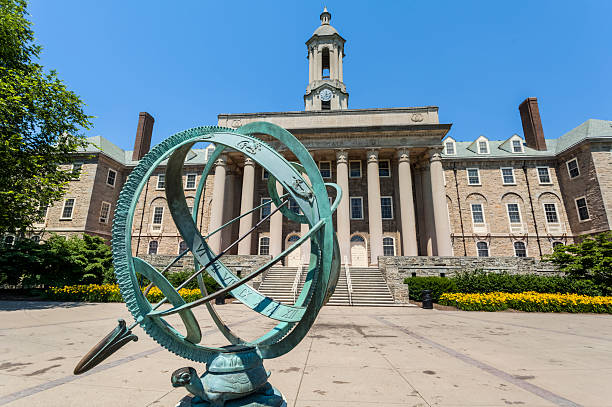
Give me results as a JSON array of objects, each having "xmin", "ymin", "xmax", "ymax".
[{"xmin": 320, "ymin": 89, "xmax": 333, "ymax": 102}]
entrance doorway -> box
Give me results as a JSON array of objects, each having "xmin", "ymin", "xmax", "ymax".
[
  {"xmin": 350, "ymin": 235, "xmax": 368, "ymax": 267},
  {"xmin": 286, "ymin": 234, "xmax": 301, "ymax": 267}
]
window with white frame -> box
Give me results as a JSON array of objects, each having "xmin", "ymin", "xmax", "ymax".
[
  {"xmin": 514, "ymin": 241, "xmax": 527, "ymax": 257},
  {"xmin": 99, "ymin": 201, "xmax": 111, "ymax": 223},
  {"xmin": 381, "ymin": 196, "xmax": 393, "ymax": 219},
  {"xmin": 31, "ymin": 235, "xmax": 40, "ymax": 243},
  {"xmin": 478, "ymin": 140, "xmax": 489, "ymax": 154},
  {"xmin": 378, "ymin": 159, "xmax": 391, "ymax": 177},
  {"xmin": 262, "ymin": 168, "xmax": 269, "ymax": 180},
  {"xmin": 566, "ymin": 158, "xmax": 580, "ymax": 179},
  {"xmin": 382, "ymin": 237, "xmax": 395, "ymax": 256},
  {"xmin": 4, "ymin": 235, "xmax": 15, "ymax": 246},
  {"xmin": 575, "ymin": 197, "xmax": 590, "ymax": 221},
  {"xmin": 258, "ymin": 237, "xmax": 270, "ymax": 255},
  {"xmin": 157, "ymin": 173, "xmax": 165, "ymax": 189},
  {"xmin": 501, "ymin": 167, "xmax": 515, "ymax": 184},
  {"xmin": 260, "ymin": 198, "xmax": 272, "ymax": 219},
  {"xmin": 537, "ymin": 167, "xmax": 551, "ymax": 184},
  {"xmin": 543, "ymin": 203, "xmax": 559, "ymax": 223},
  {"xmin": 106, "ymin": 169, "xmax": 117, "ymax": 187},
  {"xmin": 506, "ymin": 203, "xmax": 521, "ymax": 223},
  {"xmin": 467, "ymin": 168, "xmax": 481, "ymax": 185},
  {"xmin": 319, "ymin": 161, "xmax": 331, "ymax": 178},
  {"xmin": 445, "ymin": 141, "xmax": 455, "ymax": 155},
  {"xmin": 471, "ymin": 203, "xmax": 485, "ymax": 224},
  {"xmin": 61, "ymin": 198, "xmax": 75, "ymax": 220},
  {"xmin": 512, "ymin": 139, "xmax": 523, "ymax": 153},
  {"xmin": 152, "ymin": 207, "xmax": 164, "ymax": 225},
  {"xmin": 350, "ymin": 197, "xmax": 363, "ymax": 220},
  {"xmin": 287, "ymin": 234, "xmax": 300, "ymax": 244},
  {"xmin": 349, "ymin": 160, "xmax": 361, "ymax": 178},
  {"xmin": 552, "ymin": 241, "xmax": 564, "ymax": 249},
  {"xmin": 185, "ymin": 173, "xmax": 197, "ymax": 189},
  {"xmin": 477, "ymin": 241, "xmax": 489, "ymax": 257},
  {"xmin": 148, "ymin": 241, "xmax": 158, "ymax": 255}
]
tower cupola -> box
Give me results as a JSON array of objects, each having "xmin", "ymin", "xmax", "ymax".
[{"xmin": 304, "ymin": 8, "xmax": 348, "ymax": 111}]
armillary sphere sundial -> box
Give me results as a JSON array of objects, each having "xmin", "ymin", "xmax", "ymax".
[{"xmin": 73, "ymin": 122, "xmax": 341, "ymax": 406}]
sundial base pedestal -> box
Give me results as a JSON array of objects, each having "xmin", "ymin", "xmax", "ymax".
[{"xmin": 172, "ymin": 346, "xmax": 285, "ymax": 407}]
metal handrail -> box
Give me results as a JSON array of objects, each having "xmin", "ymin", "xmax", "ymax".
[
  {"xmin": 344, "ymin": 256, "xmax": 353, "ymax": 306},
  {"xmin": 291, "ymin": 263, "xmax": 303, "ymax": 303}
]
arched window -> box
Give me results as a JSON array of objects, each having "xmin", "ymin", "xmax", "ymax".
[
  {"xmin": 4, "ymin": 235, "xmax": 15, "ymax": 246},
  {"xmin": 514, "ymin": 241, "xmax": 527, "ymax": 257},
  {"xmin": 552, "ymin": 241, "xmax": 564, "ymax": 249},
  {"xmin": 321, "ymin": 48, "xmax": 330, "ymax": 79},
  {"xmin": 287, "ymin": 234, "xmax": 300, "ymax": 243},
  {"xmin": 350, "ymin": 235, "xmax": 365, "ymax": 243},
  {"xmin": 179, "ymin": 240, "xmax": 188, "ymax": 253},
  {"xmin": 382, "ymin": 237, "xmax": 395, "ymax": 256},
  {"xmin": 476, "ymin": 241, "xmax": 489, "ymax": 257},
  {"xmin": 148, "ymin": 240, "xmax": 158, "ymax": 255},
  {"xmin": 259, "ymin": 237, "xmax": 270, "ymax": 255},
  {"xmin": 31, "ymin": 235, "xmax": 41, "ymax": 243}
]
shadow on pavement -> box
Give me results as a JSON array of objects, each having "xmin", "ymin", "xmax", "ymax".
[{"xmin": 0, "ymin": 300, "xmax": 97, "ymax": 311}]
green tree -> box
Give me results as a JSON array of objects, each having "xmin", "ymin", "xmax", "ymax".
[
  {"xmin": 0, "ymin": 0, "xmax": 92, "ymax": 234},
  {"xmin": 546, "ymin": 232, "xmax": 612, "ymax": 294}
]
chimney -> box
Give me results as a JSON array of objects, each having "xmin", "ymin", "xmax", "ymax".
[
  {"xmin": 519, "ymin": 97, "xmax": 546, "ymax": 151},
  {"xmin": 132, "ymin": 112, "xmax": 154, "ymax": 161}
]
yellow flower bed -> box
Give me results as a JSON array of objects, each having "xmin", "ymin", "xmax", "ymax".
[
  {"xmin": 48, "ymin": 284, "xmax": 202, "ymax": 303},
  {"xmin": 439, "ymin": 291, "xmax": 612, "ymax": 313}
]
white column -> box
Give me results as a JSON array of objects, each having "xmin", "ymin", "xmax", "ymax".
[
  {"xmin": 208, "ymin": 154, "xmax": 227, "ymax": 253},
  {"xmin": 338, "ymin": 46, "xmax": 343, "ymax": 82},
  {"xmin": 308, "ymin": 46, "xmax": 314, "ymax": 83},
  {"xmin": 329, "ymin": 48, "xmax": 336, "ymax": 80},
  {"xmin": 429, "ymin": 149, "xmax": 453, "ymax": 256},
  {"xmin": 314, "ymin": 47, "xmax": 321, "ymax": 81},
  {"xmin": 422, "ymin": 163, "xmax": 436, "ymax": 256},
  {"xmin": 270, "ymin": 181, "xmax": 283, "ymax": 260},
  {"xmin": 397, "ymin": 149, "xmax": 418, "ymax": 256},
  {"xmin": 366, "ymin": 149, "xmax": 383, "ymax": 265},
  {"xmin": 336, "ymin": 150, "xmax": 350, "ymax": 264},
  {"xmin": 238, "ymin": 158, "xmax": 255, "ymax": 255}
]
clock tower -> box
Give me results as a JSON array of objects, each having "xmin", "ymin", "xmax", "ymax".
[{"xmin": 304, "ymin": 8, "xmax": 348, "ymax": 111}]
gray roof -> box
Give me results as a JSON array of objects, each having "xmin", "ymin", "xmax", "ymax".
[
  {"xmin": 80, "ymin": 136, "xmax": 212, "ymax": 167},
  {"xmin": 554, "ymin": 119, "xmax": 612, "ymax": 154},
  {"xmin": 313, "ymin": 24, "xmax": 339, "ymax": 36},
  {"xmin": 442, "ymin": 119, "xmax": 612, "ymax": 160}
]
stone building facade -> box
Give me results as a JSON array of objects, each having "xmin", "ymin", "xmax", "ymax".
[{"xmin": 31, "ymin": 9, "xmax": 612, "ymax": 267}]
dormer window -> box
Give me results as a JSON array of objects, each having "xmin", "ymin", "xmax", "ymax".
[
  {"xmin": 445, "ymin": 140, "xmax": 456, "ymax": 155},
  {"xmin": 512, "ymin": 139, "xmax": 524, "ymax": 153},
  {"xmin": 478, "ymin": 140, "xmax": 489, "ymax": 154}
]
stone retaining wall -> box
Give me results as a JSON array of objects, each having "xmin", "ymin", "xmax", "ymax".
[
  {"xmin": 377, "ymin": 256, "xmax": 559, "ymax": 304},
  {"xmin": 139, "ymin": 254, "xmax": 271, "ymax": 289}
]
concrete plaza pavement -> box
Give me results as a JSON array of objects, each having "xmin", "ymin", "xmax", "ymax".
[{"xmin": 0, "ymin": 301, "xmax": 611, "ymax": 407}]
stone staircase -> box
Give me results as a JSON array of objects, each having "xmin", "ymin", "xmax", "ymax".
[{"xmin": 257, "ymin": 265, "xmax": 396, "ymax": 306}]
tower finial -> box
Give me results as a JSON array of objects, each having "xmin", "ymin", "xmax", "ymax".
[{"xmin": 320, "ymin": 7, "xmax": 331, "ymax": 25}]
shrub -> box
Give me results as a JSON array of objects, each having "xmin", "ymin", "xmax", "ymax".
[
  {"xmin": 451, "ymin": 270, "xmax": 604, "ymax": 296},
  {"xmin": 165, "ymin": 270, "xmax": 220, "ymax": 294},
  {"xmin": 546, "ymin": 232, "xmax": 612, "ymax": 295},
  {"xmin": 403, "ymin": 276, "xmax": 456, "ymax": 302},
  {"xmin": 439, "ymin": 292, "xmax": 612, "ymax": 314},
  {"xmin": 0, "ymin": 233, "xmax": 113, "ymax": 287}
]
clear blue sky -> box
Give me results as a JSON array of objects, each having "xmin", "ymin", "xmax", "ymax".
[{"xmin": 28, "ymin": 0, "xmax": 611, "ymax": 150}]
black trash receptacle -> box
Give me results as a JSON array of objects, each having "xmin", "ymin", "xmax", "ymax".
[
  {"xmin": 421, "ymin": 290, "xmax": 433, "ymax": 309},
  {"xmin": 215, "ymin": 295, "xmax": 225, "ymax": 305}
]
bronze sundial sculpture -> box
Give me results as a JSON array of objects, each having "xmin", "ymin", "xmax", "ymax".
[{"xmin": 73, "ymin": 122, "xmax": 341, "ymax": 406}]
